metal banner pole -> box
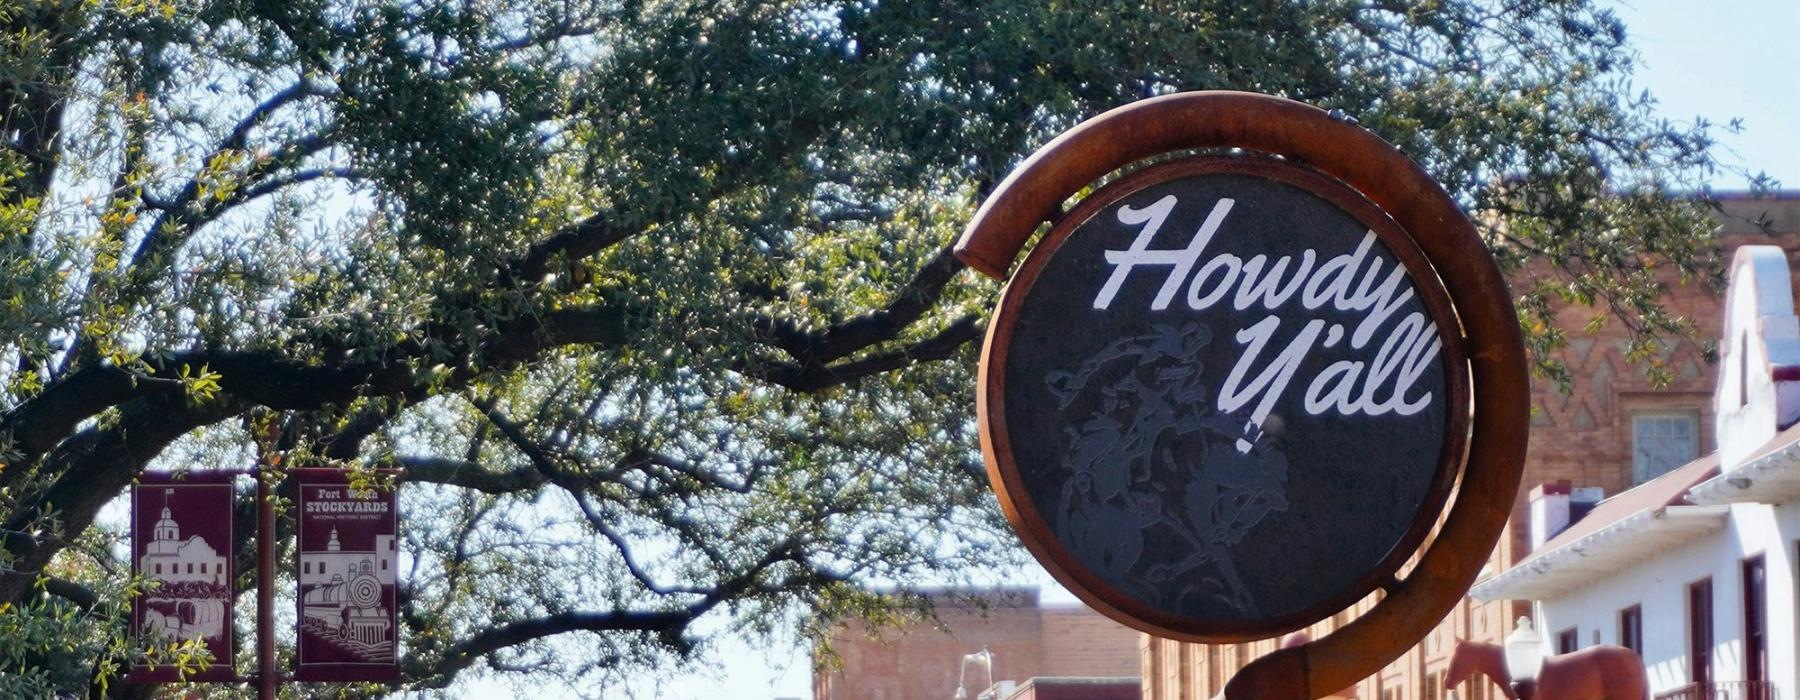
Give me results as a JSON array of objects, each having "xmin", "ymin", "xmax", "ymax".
[{"xmin": 257, "ymin": 466, "xmax": 277, "ymax": 700}]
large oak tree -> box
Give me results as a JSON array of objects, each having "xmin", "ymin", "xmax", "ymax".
[{"xmin": 0, "ymin": 0, "xmax": 1751, "ymax": 695}]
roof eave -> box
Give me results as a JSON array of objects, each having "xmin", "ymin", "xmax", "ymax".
[
  {"xmin": 1469, "ymin": 504, "xmax": 1729, "ymax": 602},
  {"xmin": 1689, "ymin": 442, "xmax": 1800, "ymax": 505}
]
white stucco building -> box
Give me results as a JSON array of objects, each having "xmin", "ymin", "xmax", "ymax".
[
  {"xmin": 138, "ymin": 489, "xmax": 227, "ymax": 586},
  {"xmin": 299, "ymin": 528, "xmax": 396, "ymax": 587},
  {"xmin": 1473, "ymin": 246, "xmax": 1800, "ymax": 699}
]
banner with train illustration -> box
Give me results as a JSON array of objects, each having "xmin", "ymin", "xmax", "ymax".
[
  {"xmin": 294, "ymin": 469, "xmax": 400, "ymax": 682},
  {"xmin": 131, "ymin": 472, "xmax": 237, "ymax": 683}
]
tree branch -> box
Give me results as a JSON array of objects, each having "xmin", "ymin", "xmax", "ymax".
[
  {"xmin": 218, "ymin": 79, "xmax": 333, "ymax": 153},
  {"xmin": 745, "ymin": 314, "xmax": 983, "ymax": 392},
  {"xmin": 0, "ymin": 394, "xmax": 241, "ymax": 603},
  {"xmin": 0, "ymin": 365, "xmax": 164, "ymax": 481},
  {"xmin": 230, "ymin": 165, "xmax": 365, "ymax": 204},
  {"xmin": 750, "ymin": 245, "xmax": 967, "ymax": 364},
  {"xmin": 413, "ymin": 535, "xmax": 805, "ymax": 686},
  {"xmin": 417, "ymin": 609, "xmax": 693, "ymax": 684},
  {"xmin": 508, "ymin": 209, "xmax": 635, "ymax": 286},
  {"xmin": 42, "ymin": 576, "xmax": 97, "ymax": 610},
  {"xmin": 0, "ymin": 302, "xmax": 629, "ymax": 605},
  {"xmin": 118, "ymin": 129, "xmax": 339, "ymax": 308},
  {"xmin": 391, "ymin": 456, "xmax": 546, "ymax": 495}
]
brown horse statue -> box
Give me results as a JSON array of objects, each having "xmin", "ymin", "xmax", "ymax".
[{"xmin": 1444, "ymin": 639, "xmax": 1648, "ymax": 700}]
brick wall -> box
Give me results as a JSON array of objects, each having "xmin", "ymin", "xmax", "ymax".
[
  {"xmin": 1004, "ymin": 677, "xmax": 1141, "ymax": 700},
  {"xmin": 1038, "ymin": 605, "xmax": 1142, "ymax": 677},
  {"xmin": 814, "ymin": 589, "xmax": 1143, "ymax": 700}
]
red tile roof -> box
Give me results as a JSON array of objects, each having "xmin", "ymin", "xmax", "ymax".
[
  {"xmin": 1519, "ymin": 420, "xmax": 1800, "ymax": 566},
  {"xmin": 1521, "ymin": 454, "xmax": 1718, "ymax": 566}
]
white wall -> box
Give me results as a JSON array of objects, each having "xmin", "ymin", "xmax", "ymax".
[
  {"xmin": 1536, "ymin": 501, "xmax": 1799, "ymax": 696},
  {"xmin": 1716, "ymin": 247, "xmax": 1800, "ymax": 468}
]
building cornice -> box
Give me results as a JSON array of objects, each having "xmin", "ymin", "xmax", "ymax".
[
  {"xmin": 1469, "ymin": 504, "xmax": 1729, "ymax": 602},
  {"xmin": 1689, "ymin": 440, "xmax": 1800, "ymax": 506}
]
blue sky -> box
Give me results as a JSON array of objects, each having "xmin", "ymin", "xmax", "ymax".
[
  {"xmin": 632, "ymin": 3, "xmax": 1800, "ymax": 698},
  {"xmin": 1620, "ymin": 0, "xmax": 1800, "ymax": 189}
]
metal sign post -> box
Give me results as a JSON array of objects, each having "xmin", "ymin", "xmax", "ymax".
[{"xmin": 258, "ymin": 464, "xmax": 278, "ymax": 700}]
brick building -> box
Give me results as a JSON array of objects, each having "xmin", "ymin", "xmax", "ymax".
[
  {"xmin": 1464, "ymin": 244, "xmax": 1800, "ymax": 698},
  {"xmin": 813, "ymin": 588, "xmax": 1142, "ymax": 700},
  {"xmin": 998, "ymin": 677, "xmax": 1141, "ymax": 700},
  {"xmin": 1140, "ymin": 194, "xmax": 1800, "ymax": 700}
]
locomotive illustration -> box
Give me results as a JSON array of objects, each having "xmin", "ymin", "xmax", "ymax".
[{"xmin": 299, "ymin": 527, "xmax": 396, "ymax": 660}]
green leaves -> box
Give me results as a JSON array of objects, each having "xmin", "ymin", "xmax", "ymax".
[
  {"xmin": 0, "ymin": 0, "xmax": 1749, "ymax": 695},
  {"xmin": 176, "ymin": 363, "xmax": 221, "ymax": 403}
]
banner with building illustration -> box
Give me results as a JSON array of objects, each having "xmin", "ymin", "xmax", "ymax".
[
  {"xmin": 130, "ymin": 472, "xmax": 236, "ymax": 683},
  {"xmin": 294, "ymin": 469, "xmax": 400, "ymax": 681}
]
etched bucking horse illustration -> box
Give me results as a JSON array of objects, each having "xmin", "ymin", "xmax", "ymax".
[{"xmin": 1047, "ymin": 322, "xmax": 1290, "ymax": 616}]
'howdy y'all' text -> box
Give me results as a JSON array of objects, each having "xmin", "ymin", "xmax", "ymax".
[{"xmin": 1092, "ymin": 195, "xmax": 1441, "ymax": 442}]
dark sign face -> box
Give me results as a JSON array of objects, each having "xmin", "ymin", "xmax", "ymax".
[{"xmin": 983, "ymin": 156, "xmax": 1467, "ymax": 639}]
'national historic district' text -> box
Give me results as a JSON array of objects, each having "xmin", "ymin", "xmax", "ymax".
[{"xmin": 1093, "ymin": 195, "xmax": 1441, "ymax": 436}]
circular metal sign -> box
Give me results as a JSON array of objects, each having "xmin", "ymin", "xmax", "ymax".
[
  {"xmin": 980, "ymin": 155, "xmax": 1469, "ymax": 641},
  {"xmin": 958, "ymin": 91, "xmax": 1528, "ymax": 693}
]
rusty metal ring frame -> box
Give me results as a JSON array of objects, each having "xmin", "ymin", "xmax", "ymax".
[{"xmin": 954, "ymin": 91, "xmax": 1528, "ymax": 698}]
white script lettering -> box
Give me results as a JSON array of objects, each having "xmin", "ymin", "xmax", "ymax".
[{"xmin": 1092, "ymin": 194, "xmax": 1440, "ymax": 433}]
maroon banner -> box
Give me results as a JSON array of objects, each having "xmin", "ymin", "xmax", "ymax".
[
  {"xmin": 294, "ymin": 469, "xmax": 399, "ymax": 682},
  {"xmin": 130, "ymin": 471, "xmax": 237, "ymax": 683}
]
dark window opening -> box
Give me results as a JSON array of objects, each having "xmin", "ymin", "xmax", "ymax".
[
  {"xmin": 1421, "ymin": 671, "xmax": 1444, "ymax": 700},
  {"xmin": 1745, "ymin": 556, "xmax": 1767, "ymax": 683},
  {"xmin": 1740, "ymin": 331, "xmax": 1750, "ymax": 408},
  {"xmin": 1556, "ymin": 627, "xmax": 1579, "ymax": 654},
  {"xmin": 1689, "ymin": 578, "xmax": 1713, "ymax": 686},
  {"xmin": 1619, "ymin": 605, "xmax": 1643, "ymax": 654}
]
